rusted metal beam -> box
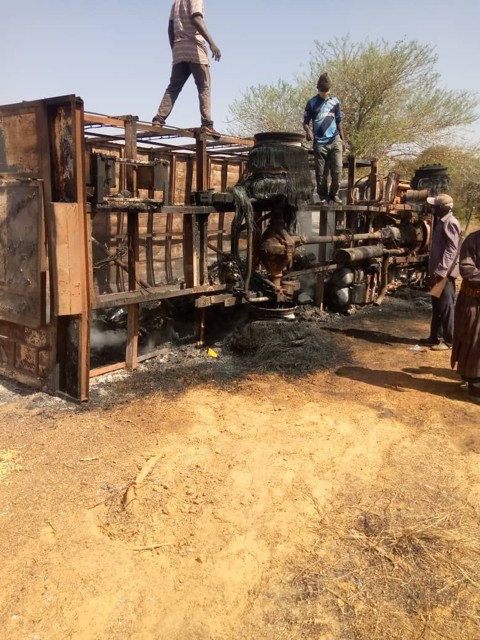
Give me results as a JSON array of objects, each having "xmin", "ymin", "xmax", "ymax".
[
  {"xmin": 302, "ymin": 203, "xmax": 415, "ymax": 213},
  {"xmin": 124, "ymin": 117, "xmax": 140, "ymax": 373},
  {"xmin": 92, "ymin": 284, "xmax": 227, "ymax": 310},
  {"xmin": 84, "ymin": 113, "xmax": 128, "ymax": 128},
  {"xmin": 136, "ymin": 121, "xmax": 196, "ymax": 138},
  {"xmin": 93, "ymin": 201, "xmax": 218, "ymax": 214},
  {"xmin": 89, "ymin": 361, "xmax": 127, "ymax": 378}
]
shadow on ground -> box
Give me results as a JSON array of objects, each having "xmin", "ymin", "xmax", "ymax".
[
  {"xmin": 402, "ymin": 366, "xmax": 459, "ymax": 381},
  {"xmin": 336, "ymin": 365, "xmax": 465, "ymax": 402},
  {"xmin": 323, "ymin": 327, "xmax": 420, "ymax": 346}
]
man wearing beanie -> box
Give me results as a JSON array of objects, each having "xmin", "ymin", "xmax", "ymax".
[{"xmin": 303, "ymin": 72, "xmax": 346, "ymax": 204}]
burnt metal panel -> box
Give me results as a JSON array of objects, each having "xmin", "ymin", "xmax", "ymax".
[
  {"xmin": 47, "ymin": 101, "xmax": 76, "ymax": 201},
  {"xmin": 0, "ymin": 180, "xmax": 43, "ymax": 327},
  {"xmin": 91, "ymin": 153, "xmax": 117, "ymax": 204},
  {"xmin": 0, "ymin": 109, "xmax": 42, "ymax": 176}
]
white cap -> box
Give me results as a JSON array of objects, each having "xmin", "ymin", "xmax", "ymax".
[{"xmin": 426, "ymin": 194, "xmax": 453, "ymax": 207}]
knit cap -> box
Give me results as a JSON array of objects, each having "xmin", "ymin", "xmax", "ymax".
[{"xmin": 317, "ymin": 72, "xmax": 331, "ymax": 91}]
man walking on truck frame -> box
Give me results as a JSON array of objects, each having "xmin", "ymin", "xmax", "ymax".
[
  {"xmin": 153, "ymin": 0, "xmax": 221, "ymax": 137},
  {"xmin": 303, "ymin": 72, "xmax": 346, "ymax": 205}
]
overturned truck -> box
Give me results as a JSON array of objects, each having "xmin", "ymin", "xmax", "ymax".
[{"xmin": 0, "ymin": 95, "xmax": 446, "ymax": 400}]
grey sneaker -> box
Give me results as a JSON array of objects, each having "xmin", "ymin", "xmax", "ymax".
[
  {"xmin": 201, "ymin": 125, "xmax": 221, "ymax": 139},
  {"xmin": 152, "ymin": 116, "xmax": 165, "ymax": 127},
  {"xmin": 330, "ymin": 195, "xmax": 343, "ymax": 205},
  {"xmin": 430, "ymin": 342, "xmax": 451, "ymax": 351}
]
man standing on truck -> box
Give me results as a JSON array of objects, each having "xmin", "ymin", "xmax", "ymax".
[
  {"xmin": 420, "ymin": 194, "xmax": 461, "ymax": 351},
  {"xmin": 152, "ymin": 0, "xmax": 221, "ymax": 137},
  {"xmin": 303, "ymin": 72, "xmax": 346, "ymax": 205}
]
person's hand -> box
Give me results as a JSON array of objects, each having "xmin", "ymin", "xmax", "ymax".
[
  {"xmin": 305, "ymin": 127, "xmax": 313, "ymax": 142},
  {"xmin": 210, "ymin": 43, "xmax": 221, "ymax": 61},
  {"xmin": 426, "ymin": 274, "xmax": 442, "ymax": 288},
  {"xmin": 342, "ymin": 139, "xmax": 348, "ymax": 153}
]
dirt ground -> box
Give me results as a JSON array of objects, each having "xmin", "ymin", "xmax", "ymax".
[{"xmin": 0, "ymin": 293, "xmax": 479, "ymax": 640}]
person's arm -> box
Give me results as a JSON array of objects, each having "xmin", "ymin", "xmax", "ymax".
[
  {"xmin": 336, "ymin": 101, "xmax": 346, "ymax": 151},
  {"xmin": 459, "ymin": 233, "xmax": 480, "ymax": 283},
  {"xmin": 168, "ymin": 3, "xmax": 175, "ymax": 49},
  {"xmin": 436, "ymin": 219, "xmax": 461, "ymax": 278},
  {"xmin": 303, "ymin": 102, "xmax": 313, "ymax": 141},
  {"xmin": 191, "ymin": 14, "xmax": 221, "ymax": 61},
  {"xmin": 168, "ymin": 20, "xmax": 175, "ymax": 49}
]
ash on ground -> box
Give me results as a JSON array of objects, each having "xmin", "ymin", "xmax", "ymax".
[{"xmin": 0, "ymin": 290, "xmax": 431, "ymax": 410}]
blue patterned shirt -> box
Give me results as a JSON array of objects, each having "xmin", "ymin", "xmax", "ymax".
[{"xmin": 304, "ymin": 94, "xmax": 342, "ymax": 146}]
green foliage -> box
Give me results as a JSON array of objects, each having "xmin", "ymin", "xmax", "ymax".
[
  {"xmin": 228, "ymin": 37, "xmax": 479, "ymax": 163},
  {"xmin": 309, "ymin": 38, "xmax": 478, "ymax": 159},
  {"xmin": 228, "ymin": 80, "xmax": 306, "ymax": 136},
  {"xmin": 394, "ymin": 145, "xmax": 480, "ymax": 220}
]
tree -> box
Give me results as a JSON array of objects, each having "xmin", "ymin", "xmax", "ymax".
[
  {"xmin": 227, "ymin": 80, "xmax": 305, "ymax": 137},
  {"xmin": 228, "ymin": 37, "xmax": 479, "ymax": 163},
  {"xmin": 394, "ymin": 145, "xmax": 480, "ymax": 219}
]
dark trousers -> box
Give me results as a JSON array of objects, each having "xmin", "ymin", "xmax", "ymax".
[
  {"xmin": 465, "ymin": 378, "xmax": 480, "ymax": 399},
  {"xmin": 430, "ymin": 277, "xmax": 456, "ymax": 345},
  {"xmin": 314, "ymin": 136, "xmax": 343, "ymax": 199},
  {"xmin": 157, "ymin": 62, "xmax": 213, "ymax": 126}
]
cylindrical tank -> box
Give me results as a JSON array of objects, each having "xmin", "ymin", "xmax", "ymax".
[
  {"xmin": 233, "ymin": 132, "xmax": 314, "ymax": 293},
  {"xmin": 335, "ymin": 245, "xmax": 386, "ymax": 262},
  {"xmin": 240, "ymin": 131, "xmax": 313, "ymax": 206},
  {"xmin": 411, "ymin": 164, "xmax": 450, "ymax": 195}
]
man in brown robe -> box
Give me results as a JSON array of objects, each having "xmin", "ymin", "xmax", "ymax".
[{"xmin": 451, "ymin": 228, "xmax": 480, "ymax": 404}]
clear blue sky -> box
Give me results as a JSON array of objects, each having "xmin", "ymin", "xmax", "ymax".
[{"xmin": 2, "ymin": 0, "xmax": 480, "ymax": 141}]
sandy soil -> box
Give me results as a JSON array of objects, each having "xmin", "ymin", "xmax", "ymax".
[{"xmin": 0, "ymin": 294, "xmax": 479, "ymax": 640}]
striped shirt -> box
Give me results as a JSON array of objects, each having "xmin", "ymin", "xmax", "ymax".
[
  {"xmin": 304, "ymin": 94, "xmax": 342, "ymax": 146},
  {"xmin": 169, "ymin": 0, "xmax": 209, "ymax": 66}
]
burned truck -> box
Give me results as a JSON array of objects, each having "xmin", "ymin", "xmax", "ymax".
[{"xmin": 0, "ymin": 95, "xmax": 445, "ymax": 400}]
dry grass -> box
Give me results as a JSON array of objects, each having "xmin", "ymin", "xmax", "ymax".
[
  {"xmin": 0, "ymin": 449, "xmax": 22, "ymax": 484},
  {"xmin": 292, "ymin": 489, "xmax": 480, "ymax": 640}
]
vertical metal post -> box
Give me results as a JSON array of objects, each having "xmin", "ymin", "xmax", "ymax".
[
  {"xmin": 347, "ymin": 155, "xmax": 356, "ymax": 205},
  {"xmin": 315, "ymin": 272, "xmax": 326, "ymax": 311},
  {"xmin": 217, "ymin": 161, "xmax": 228, "ymax": 252},
  {"xmin": 74, "ymin": 98, "xmax": 92, "ymax": 401},
  {"xmin": 46, "ymin": 96, "xmax": 91, "ymax": 401},
  {"xmin": 196, "ymin": 133, "xmax": 208, "ymax": 192},
  {"xmin": 369, "ymin": 159, "xmax": 378, "ymax": 200},
  {"xmin": 125, "ymin": 117, "xmax": 139, "ymax": 372},
  {"xmin": 194, "ymin": 132, "xmax": 209, "ymax": 346}
]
